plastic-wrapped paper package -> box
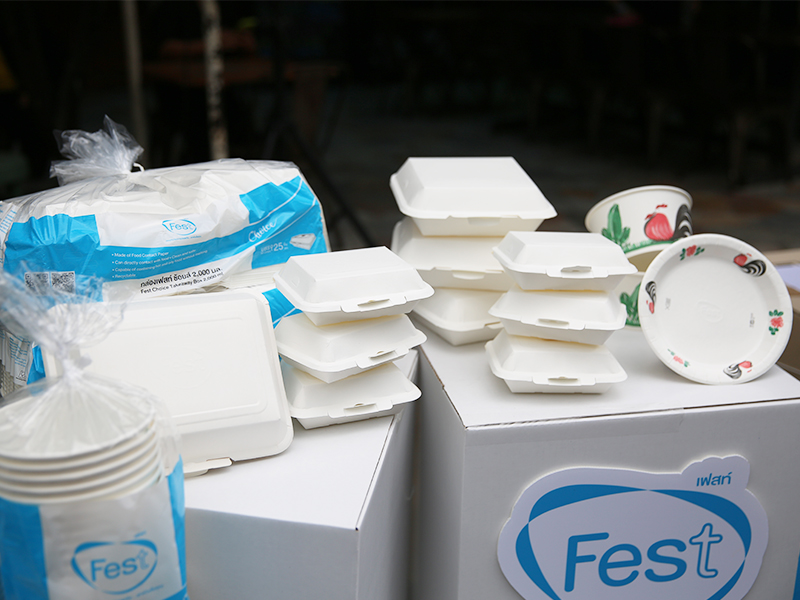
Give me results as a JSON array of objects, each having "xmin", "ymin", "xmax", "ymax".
[
  {"xmin": 0, "ymin": 272, "xmax": 188, "ymax": 600},
  {"xmin": 0, "ymin": 117, "xmax": 329, "ymax": 304},
  {"xmin": 0, "ymin": 324, "xmax": 34, "ymax": 395}
]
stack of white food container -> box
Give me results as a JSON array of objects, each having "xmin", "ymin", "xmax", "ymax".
[
  {"xmin": 486, "ymin": 231, "xmax": 636, "ymax": 393},
  {"xmin": 273, "ymin": 246, "xmax": 432, "ymax": 428},
  {"xmin": 389, "ymin": 156, "xmax": 557, "ymax": 345}
]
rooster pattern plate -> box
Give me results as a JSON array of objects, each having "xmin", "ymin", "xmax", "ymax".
[{"xmin": 638, "ymin": 233, "xmax": 792, "ymax": 384}]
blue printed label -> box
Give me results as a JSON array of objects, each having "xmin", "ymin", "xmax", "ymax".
[{"xmin": 498, "ymin": 456, "xmax": 768, "ymax": 600}]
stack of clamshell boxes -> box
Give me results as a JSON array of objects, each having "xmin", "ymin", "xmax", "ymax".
[
  {"xmin": 486, "ymin": 231, "xmax": 637, "ymax": 393},
  {"xmin": 273, "ymin": 246, "xmax": 432, "ymax": 428},
  {"xmin": 389, "ymin": 157, "xmax": 558, "ymax": 346}
]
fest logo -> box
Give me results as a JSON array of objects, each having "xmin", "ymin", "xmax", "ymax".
[{"xmin": 498, "ymin": 457, "xmax": 767, "ymax": 600}]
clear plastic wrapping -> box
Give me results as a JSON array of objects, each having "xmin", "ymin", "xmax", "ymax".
[
  {"xmin": 49, "ymin": 115, "xmax": 144, "ymax": 186},
  {"xmin": 0, "ymin": 270, "xmax": 180, "ymax": 483},
  {"xmin": 3, "ymin": 117, "xmax": 329, "ymax": 305},
  {"xmin": 0, "ymin": 271, "xmax": 188, "ymax": 600}
]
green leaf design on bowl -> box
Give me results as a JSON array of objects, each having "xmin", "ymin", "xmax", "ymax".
[
  {"xmin": 601, "ymin": 204, "xmax": 630, "ymax": 247},
  {"xmin": 620, "ymin": 283, "xmax": 640, "ymax": 327}
]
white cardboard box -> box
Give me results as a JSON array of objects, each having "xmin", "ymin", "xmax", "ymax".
[
  {"xmin": 183, "ymin": 354, "xmax": 418, "ymax": 600},
  {"xmin": 412, "ymin": 328, "xmax": 800, "ymax": 600}
]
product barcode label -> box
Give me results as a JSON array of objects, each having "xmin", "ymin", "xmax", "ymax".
[
  {"xmin": 24, "ymin": 271, "xmax": 76, "ymax": 295},
  {"xmin": 50, "ymin": 271, "xmax": 76, "ymax": 293},
  {"xmin": 24, "ymin": 271, "xmax": 50, "ymax": 294}
]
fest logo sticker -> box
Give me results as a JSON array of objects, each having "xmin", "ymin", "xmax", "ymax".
[{"xmin": 498, "ymin": 456, "xmax": 767, "ymax": 600}]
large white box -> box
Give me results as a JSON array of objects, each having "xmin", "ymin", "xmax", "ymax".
[
  {"xmin": 412, "ymin": 328, "xmax": 800, "ymax": 600},
  {"xmin": 182, "ymin": 353, "xmax": 418, "ymax": 600}
]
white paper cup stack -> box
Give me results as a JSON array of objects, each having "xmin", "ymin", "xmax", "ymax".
[
  {"xmin": 0, "ymin": 395, "xmax": 162, "ymax": 504},
  {"xmin": 274, "ymin": 247, "xmax": 430, "ymax": 428},
  {"xmin": 389, "ymin": 157, "xmax": 557, "ymax": 345},
  {"xmin": 485, "ymin": 231, "xmax": 634, "ymax": 394}
]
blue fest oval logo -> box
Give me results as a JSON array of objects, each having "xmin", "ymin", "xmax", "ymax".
[
  {"xmin": 498, "ymin": 456, "xmax": 767, "ymax": 600},
  {"xmin": 162, "ymin": 219, "xmax": 197, "ymax": 236},
  {"xmin": 72, "ymin": 539, "xmax": 158, "ymax": 594}
]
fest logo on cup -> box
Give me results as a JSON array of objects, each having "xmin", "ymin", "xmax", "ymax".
[
  {"xmin": 498, "ymin": 456, "xmax": 767, "ymax": 600},
  {"xmin": 72, "ymin": 539, "xmax": 159, "ymax": 595}
]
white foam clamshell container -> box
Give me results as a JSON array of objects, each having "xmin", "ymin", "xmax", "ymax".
[
  {"xmin": 485, "ymin": 330, "xmax": 627, "ymax": 394},
  {"xmin": 274, "ymin": 313, "xmax": 426, "ymax": 383},
  {"xmin": 391, "ymin": 218, "xmax": 513, "ymax": 291},
  {"xmin": 492, "ymin": 231, "xmax": 637, "ymax": 291},
  {"xmin": 489, "ymin": 287, "xmax": 626, "ymax": 345},
  {"xmin": 389, "ymin": 156, "xmax": 556, "ymax": 236},
  {"xmin": 281, "ymin": 361, "xmax": 421, "ymax": 429},
  {"xmin": 41, "ymin": 290, "xmax": 293, "ymax": 475},
  {"xmin": 411, "ymin": 288, "xmax": 503, "ymax": 346},
  {"xmin": 274, "ymin": 246, "xmax": 434, "ymax": 326}
]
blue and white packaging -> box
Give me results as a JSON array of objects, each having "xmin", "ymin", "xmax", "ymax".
[
  {"xmin": 0, "ymin": 158, "xmax": 329, "ymax": 303},
  {"xmin": 0, "ymin": 461, "xmax": 188, "ymax": 600},
  {"xmin": 0, "ymin": 271, "xmax": 189, "ymax": 599}
]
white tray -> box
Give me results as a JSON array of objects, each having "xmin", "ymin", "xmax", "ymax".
[
  {"xmin": 391, "ymin": 218, "xmax": 513, "ymax": 291},
  {"xmin": 273, "ymin": 246, "xmax": 433, "ymax": 325},
  {"xmin": 489, "ymin": 287, "xmax": 626, "ymax": 345},
  {"xmin": 485, "ymin": 330, "xmax": 627, "ymax": 393},
  {"xmin": 281, "ymin": 361, "xmax": 421, "ymax": 429},
  {"xmin": 492, "ymin": 231, "xmax": 636, "ymax": 291},
  {"xmin": 41, "ymin": 291, "xmax": 293, "ymax": 473},
  {"xmin": 275, "ymin": 313, "xmax": 426, "ymax": 383},
  {"xmin": 638, "ymin": 233, "xmax": 793, "ymax": 384},
  {"xmin": 389, "ymin": 157, "xmax": 556, "ymax": 236},
  {"xmin": 411, "ymin": 288, "xmax": 503, "ymax": 346}
]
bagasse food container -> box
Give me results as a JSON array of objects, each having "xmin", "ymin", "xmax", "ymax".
[
  {"xmin": 281, "ymin": 361, "xmax": 421, "ymax": 429},
  {"xmin": 391, "ymin": 217, "xmax": 513, "ymax": 291},
  {"xmin": 389, "ymin": 156, "xmax": 556, "ymax": 236},
  {"xmin": 485, "ymin": 330, "xmax": 627, "ymax": 394},
  {"xmin": 489, "ymin": 287, "xmax": 626, "ymax": 345},
  {"xmin": 275, "ymin": 313, "xmax": 426, "ymax": 383},
  {"xmin": 492, "ymin": 231, "xmax": 637, "ymax": 291},
  {"xmin": 411, "ymin": 288, "xmax": 503, "ymax": 346},
  {"xmin": 273, "ymin": 246, "xmax": 434, "ymax": 325},
  {"xmin": 40, "ymin": 291, "xmax": 293, "ymax": 474}
]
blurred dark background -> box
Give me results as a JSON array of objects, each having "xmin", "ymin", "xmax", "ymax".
[{"xmin": 1, "ymin": 0, "xmax": 799, "ymax": 251}]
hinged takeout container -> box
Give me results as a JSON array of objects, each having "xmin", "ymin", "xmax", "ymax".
[
  {"xmin": 489, "ymin": 287, "xmax": 626, "ymax": 345},
  {"xmin": 275, "ymin": 313, "xmax": 426, "ymax": 383},
  {"xmin": 41, "ymin": 291, "xmax": 293, "ymax": 475},
  {"xmin": 492, "ymin": 231, "xmax": 636, "ymax": 291},
  {"xmin": 411, "ymin": 288, "xmax": 503, "ymax": 346},
  {"xmin": 281, "ymin": 361, "xmax": 421, "ymax": 429},
  {"xmin": 485, "ymin": 329, "xmax": 627, "ymax": 394},
  {"xmin": 274, "ymin": 246, "xmax": 433, "ymax": 325},
  {"xmin": 391, "ymin": 218, "xmax": 513, "ymax": 291},
  {"xmin": 390, "ymin": 157, "xmax": 556, "ymax": 236}
]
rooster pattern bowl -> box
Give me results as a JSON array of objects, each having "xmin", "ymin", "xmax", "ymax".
[{"xmin": 585, "ymin": 185, "xmax": 693, "ymax": 272}]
